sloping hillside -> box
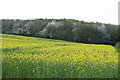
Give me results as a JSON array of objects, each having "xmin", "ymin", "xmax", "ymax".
[{"xmin": 2, "ymin": 34, "xmax": 118, "ymax": 78}]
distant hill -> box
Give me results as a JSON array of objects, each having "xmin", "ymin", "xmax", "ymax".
[{"xmin": 2, "ymin": 18, "xmax": 119, "ymax": 45}]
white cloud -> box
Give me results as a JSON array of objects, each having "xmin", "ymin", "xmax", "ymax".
[{"xmin": 0, "ymin": 0, "xmax": 119, "ymax": 24}]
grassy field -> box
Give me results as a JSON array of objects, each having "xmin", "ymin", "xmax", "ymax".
[{"xmin": 1, "ymin": 34, "xmax": 118, "ymax": 78}]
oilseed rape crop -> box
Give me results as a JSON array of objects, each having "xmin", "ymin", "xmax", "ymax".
[{"xmin": 1, "ymin": 34, "xmax": 118, "ymax": 78}]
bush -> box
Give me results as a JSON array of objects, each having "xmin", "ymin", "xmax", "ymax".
[{"xmin": 115, "ymin": 42, "xmax": 120, "ymax": 52}]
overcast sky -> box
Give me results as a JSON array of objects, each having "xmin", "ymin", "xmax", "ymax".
[{"xmin": 0, "ymin": 0, "xmax": 119, "ymax": 24}]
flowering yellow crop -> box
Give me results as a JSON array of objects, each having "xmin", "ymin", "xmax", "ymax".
[{"xmin": 2, "ymin": 34, "xmax": 118, "ymax": 78}]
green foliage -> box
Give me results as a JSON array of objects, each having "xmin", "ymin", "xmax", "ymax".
[
  {"xmin": 118, "ymin": 25, "xmax": 120, "ymax": 42},
  {"xmin": 2, "ymin": 18, "xmax": 119, "ymax": 45},
  {"xmin": 115, "ymin": 42, "xmax": 120, "ymax": 52}
]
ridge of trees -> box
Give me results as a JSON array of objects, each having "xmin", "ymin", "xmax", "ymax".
[{"xmin": 2, "ymin": 18, "xmax": 119, "ymax": 46}]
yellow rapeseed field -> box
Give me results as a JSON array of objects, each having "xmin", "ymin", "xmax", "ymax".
[{"xmin": 1, "ymin": 34, "xmax": 118, "ymax": 78}]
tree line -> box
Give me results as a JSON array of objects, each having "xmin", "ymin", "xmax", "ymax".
[{"xmin": 2, "ymin": 18, "xmax": 119, "ymax": 46}]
